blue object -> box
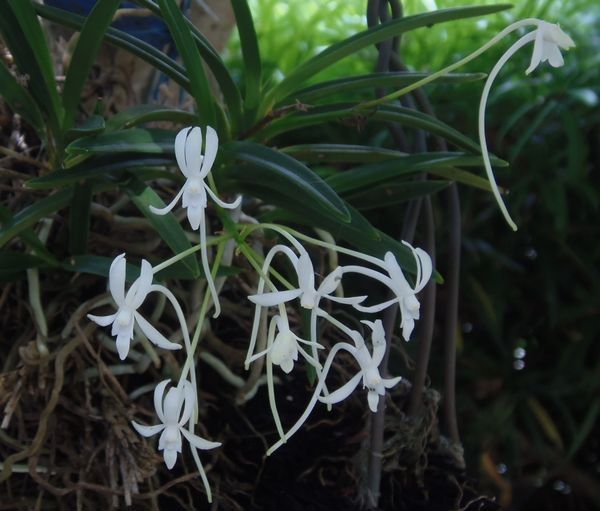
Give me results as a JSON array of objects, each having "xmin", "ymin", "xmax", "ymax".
[{"xmin": 44, "ymin": 0, "xmax": 177, "ymax": 50}]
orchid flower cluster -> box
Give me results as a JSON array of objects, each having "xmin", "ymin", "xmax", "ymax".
[{"xmin": 83, "ymin": 17, "xmax": 574, "ymax": 503}]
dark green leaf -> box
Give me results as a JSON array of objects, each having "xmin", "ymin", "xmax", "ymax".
[
  {"xmin": 231, "ymin": 0, "xmax": 262, "ymax": 110},
  {"xmin": 61, "ymin": 0, "xmax": 120, "ymax": 131},
  {"xmin": 282, "ymin": 144, "xmax": 406, "ymax": 163},
  {"xmin": 326, "ymin": 152, "xmax": 504, "ymax": 194},
  {"xmin": 68, "ymin": 182, "xmax": 93, "ymax": 255},
  {"xmin": 288, "ymin": 72, "xmax": 486, "ymax": 104},
  {"xmin": 65, "ymin": 128, "xmax": 175, "ymax": 157},
  {"xmin": 0, "ymin": 252, "xmax": 48, "ymax": 281},
  {"xmin": 105, "ymin": 105, "xmax": 197, "ymax": 131},
  {"xmin": 347, "ymin": 180, "xmax": 450, "ymax": 210},
  {"xmin": 0, "ymin": 60, "xmax": 45, "ymax": 137},
  {"xmin": 0, "ymin": 189, "xmax": 73, "ymax": 249},
  {"xmin": 220, "ymin": 141, "xmax": 350, "ymax": 223},
  {"xmin": 26, "ymin": 156, "xmax": 174, "ymax": 189},
  {"xmin": 65, "ymin": 115, "xmax": 106, "ymax": 141},
  {"xmin": 157, "ymin": 0, "xmax": 216, "ymax": 127}
]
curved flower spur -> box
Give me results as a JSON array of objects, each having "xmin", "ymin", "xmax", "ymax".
[
  {"xmin": 150, "ymin": 126, "xmax": 241, "ymax": 317},
  {"xmin": 132, "ymin": 379, "xmax": 221, "ymax": 501},
  {"xmin": 87, "ymin": 253, "xmax": 181, "ymax": 359},
  {"xmin": 478, "ymin": 20, "xmax": 575, "ymax": 231}
]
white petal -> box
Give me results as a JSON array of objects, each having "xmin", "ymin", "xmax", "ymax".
[
  {"xmin": 175, "ymin": 127, "xmax": 191, "ymax": 177},
  {"xmin": 129, "ymin": 259, "xmax": 153, "ymax": 309},
  {"xmin": 247, "ymin": 288, "xmax": 302, "ymax": 307},
  {"xmin": 326, "ymin": 294, "xmax": 367, "ymax": 305},
  {"xmin": 526, "ymin": 26, "xmax": 545, "ymax": 75},
  {"xmin": 199, "ymin": 126, "xmax": 218, "ymax": 178},
  {"xmin": 187, "ymin": 203, "xmax": 204, "ymax": 231},
  {"xmin": 149, "ymin": 187, "xmax": 184, "ymax": 216},
  {"xmin": 384, "ymin": 252, "xmax": 411, "ymax": 294},
  {"xmin": 154, "ymin": 379, "xmax": 170, "ymax": 423},
  {"xmin": 134, "ymin": 312, "xmax": 181, "ymax": 351},
  {"xmin": 413, "ymin": 248, "xmax": 433, "ymax": 293},
  {"xmin": 546, "ymin": 44, "xmax": 564, "ymax": 68},
  {"xmin": 354, "ymin": 297, "xmax": 398, "ymax": 314},
  {"xmin": 87, "ymin": 313, "xmax": 116, "ymax": 327},
  {"xmin": 181, "ymin": 428, "xmax": 221, "ymax": 450},
  {"xmin": 401, "ymin": 316, "xmax": 415, "ymax": 341},
  {"xmin": 109, "ymin": 253, "xmax": 126, "ymax": 306},
  {"xmin": 185, "ymin": 127, "xmax": 203, "ymax": 175},
  {"xmin": 279, "ymin": 358, "xmax": 294, "ymax": 374},
  {"xmin": 163, "ymin": 448, "xmax": 178, "ymax": 469},
  {"xmin": 131, "ymin": 421, "xmax": 164, "ymax": 437},
  {"xmin": 318, "ymin": 372, "xmax": 362, "ymax": 405},
  {"xmin": 367, "ymin": 390, "xmax": 380, "ymax": 412},
  {"xmin": 318, "ymin": 267, "xmax": 342, "ymax": 296},
  {"xmin": 179, "ymin": 381, "xmax": 195, "ymax": 426},
  {"xmin": 163, "ymin": 387, "xmax": 184, "ymax": 423},
  {"xmin": 204, "ymin": 185, "xmax": 242, "ymax": 210},
  {"xmin": 297, "ymin": 251, "xmax": 315, "ymax": 294},
  {"xmin": 116, "ymin": 333, "xmax": 130, "ymax": 360},
  {"xmin": 382, "ymin": 376, "xmax": 402, "ymax": 389}
]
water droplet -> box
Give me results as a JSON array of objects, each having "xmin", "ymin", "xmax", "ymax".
[{"xmin": 513, "ymin": 360, "xmax": 525, "ymax": 370}]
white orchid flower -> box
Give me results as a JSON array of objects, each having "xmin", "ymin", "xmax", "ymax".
[
  {"xmin": 132, "ymin": 379, "xmax": 221, "ymax": 470},
  {"xmin": 266, "ymin": 319, "xmax": 401, "ymax": 455},
  {"xmin": 478, "ymin": 20, "xmax": 575, "ymax": 230},
  {"xmin": 150, "ymin": 126, "xmax": 241, "ymax": 319},
  {"xmin": 87, "ymin": 254, "xmax": 181, "ymax": 359},
  {"xmin": 526, "ymin": 22, "xmax": 575, "ymax": 75},
  {"xmin": 247, "ymin": 314, "xmax": 323, "ymax": 374},
  {"xmin": 149, "ymin": 126, "xmax": 240, "ymax": 228},
  {"xmin": 344, "ymin": 244, "xmax": 432, "ymax": 341},
  {"xmin": 318, "ymin": 319, "xmax": 402, "ymax": 412}
]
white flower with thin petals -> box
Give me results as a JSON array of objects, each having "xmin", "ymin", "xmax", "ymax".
[
  {"xmin": 318, "ymin": 319, "xmax": 401, "ymax": 412},
  {"xmin": 87, "ymin": 254, "xmax": 181, "ymax": 359},
  {"xmin": 132, "ymin": 379, "xmax": 221, "ymax": 470},
  {"xmin": 248, "ymin": 244, "xmax": 365, "ymax": 310},
  {"xmin": 247, "ymin": 314, "xmax": 323, "ymax": 373},
  {"xmin": 526, "ymin": 22, "xmax": 575, "ymax": 75},
  {"xmin": 345, "ymin": 244, "xmax": 432, "ymax": 341},
  {"xmin": 478, "ymin": 20, "xmax": 575, "ymax": 230},
  {"xmin": 149, "ymin": 126, "xmax": 241, "ymax": 229}
]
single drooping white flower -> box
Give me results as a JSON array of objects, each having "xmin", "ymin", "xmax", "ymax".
[
  {"xmin": 150, "ymin": 126, "xmax": 241, "ymax": 228},
  {"xmin": 478, "ymin": 20, "xmax": 575, "ymax": 230},
  {"xmin": 344, "ymin": 244, "xmax": 432, "ymax": 341},
  {"xmin": 247, "ymin": 314, "xmax": 323, "ymax": 373},
  {"xmin": 87, "ymin": 254, "xmax": 181, "ymax": 359},
  {"xmin": 150, "ymin": 126, "xmax": 241, "ymax": 319},
  {"xmin": 132, "ymin": 379, "xmax": 220, "ymax": 469},
  {"xmin": 318, "ymin": 319, "xmax": 402, "ymax": 412},
  {"xmin": 526, "ymin": 22, "xmax": 575, "ymax": 75}
]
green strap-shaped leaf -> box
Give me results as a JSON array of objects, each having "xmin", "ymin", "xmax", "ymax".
[
  {"xmin": 221, "ymin": 141, "xmax": 350, "ymax": 223},
  {"xmin": 0, "ymin": 2, "xmax": 62, "ymax": 136},
  {"xmin": 0, "ymin": 189, "xmax": 73, "ymax": 249},
  {"xmin": 62, "ymin": 0, "xmax": 121, "ymax": 131},
  {"xmin": 68, "ymin": 182, "xmax": 93, "ymax": 255},
  {"xmin": 0, "ymin": 252, "xmax": 48, "ymax": 281},
  {"xmin": 65, "ymin": 115, "xmax": 106, "ymax": 141},
  {"xmin": 262, "ymin": 4, "xmax": 512, "ymax": 110},
  {"xmin": 157, "ymin": 0, "xmax": 217, "ymax": 128},
  {"xmin": 326, "ymin": 152, "xmax": 506, "ymax": 194},
  {"xmin": 0, "ymin": 60, "xmax": 45, "ymax": 138},
  {"xmin": 287, "ymin": 72, "xmax": 486, "ymax": 104},
  {"xmin": 123, "ymin": 177, "xmax": 200, "ymax": 277},
  {"xmin": 346, "ymin": 180, "xmax": 450, "ymax": 211},
  {"xmin": 105, "ymin": 105, "xmax": 197, "ymax": 132},
  {"xmin": 65, "ymin": 128, "xmax": 176, "ymax": 157},
  {"xmin": 282, "ymin": 144, "xmax": 407, "ymax": 163},
  {"xmin": 231, "ymin": 0, "xmax": 262, "ymax": 110},
  {"xmin": 26, "ymin": 157, "xmax": 174, "ymax": 190},
  {"xmin": 255, "ymin": 103, "xmax": 481, "ymax": 152}
]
